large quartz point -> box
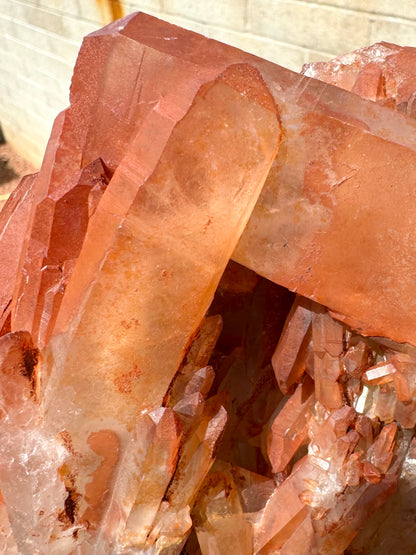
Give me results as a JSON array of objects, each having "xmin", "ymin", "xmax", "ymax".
[
  {"xmin": 233, "ymin": 72, "xmax": 416, "ymax": 345},
  {"xmin": 41, "ymin": 62, "xmax": 279, "ymax": 551},
  {"xmin": 0, "ymin": 10, "xmax": 416, "ymax": 555}
]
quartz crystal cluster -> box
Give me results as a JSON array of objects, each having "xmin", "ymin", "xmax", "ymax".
[{"xmin": 1, "ymin": 11, "xmax": 416, "ymax": 555}]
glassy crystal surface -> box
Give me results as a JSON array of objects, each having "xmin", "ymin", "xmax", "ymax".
[{"xmin": 0, "ymin": 11, "xmax": 415, "ymax": 555}]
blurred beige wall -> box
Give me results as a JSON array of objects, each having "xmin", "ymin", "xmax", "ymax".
[{"xmin": 1, "ymin": 0, "xmax": 416, "ymax": 166}]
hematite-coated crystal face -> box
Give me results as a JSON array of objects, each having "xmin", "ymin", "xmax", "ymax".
[{"xmin": 0, "ymin": 11, "xmax": 415, "ymax": 555}]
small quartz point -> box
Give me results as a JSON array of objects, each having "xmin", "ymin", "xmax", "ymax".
[
  {"xmin": 121, "ymin": 314, "xmax": 222, "ymax": 553},
  {"xmin": 302, "ymin": 42, "xmax": 416, "ymax": 111},
  {"xmin": 267, "ymin": 377, "xmax": 315, "ymax": 473},
  {"xmin": 312, "ymin": 310, "xmax": 344, "ymax": 410},
  {"xmin": 341, "ymin": 336, "xmax": 371, "ymax": 378},
  {"xmin": 253, "ymin": 455, "xmax": 319, "ymax": 553},
  {"xmin": 212, "ymin": 460, "xmax": 276, "ymax": 522},
  {"xmin": 348, "ymin": 434, "xmax": 416, "ymax": 554},
  {"xmin": 362, "ymin": 361, "xmax": 396, "ymax": 385},
  {"xmin": 165, "ymin": 315, "xmax": 222, "ymax": 408},
  {"xmin": 77, "ymin": 409, "xmax": 179, "ymax": 554},
  {"xmin": 191, "ymin": 459, "xmax": 276, "ymax": 555},
  {"xmin": 12, "ymin": 158, "xmax": 111, "ymax": 349},
  {"xmin": 271, "ymin": 296, "xmax": 313, "ymax": 394},
  {"xmin": 109, "ymin": 311, "xmax": 222, "ymax": 554},
  {"xmin": 119, "ymin": 408, "xmax": 182, "ymax": 552},
  {"xmin": 193, "ymin": 469, "xmax": 253, "ymax": 555},
  {"xmin": 0, "ymin": 173, "xmax": 38, "ymax": 334},
  {"xmin": 146, "ymin": 394, "xmax": 228, "ymax": 554}
]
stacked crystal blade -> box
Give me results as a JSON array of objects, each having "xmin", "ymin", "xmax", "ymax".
[{"xmin": 1, "ymin": 12, "xmax": 416, "ymax": 555}]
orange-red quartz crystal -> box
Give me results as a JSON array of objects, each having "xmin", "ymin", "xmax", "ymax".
[{"xmin": 0, "ymin": 11, "xmax": 415, "ymax": 555}]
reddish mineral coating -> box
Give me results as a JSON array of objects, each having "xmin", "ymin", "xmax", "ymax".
[{"xmin": 82, "ymin": 430, "xmax": 121, "ymax": 531}]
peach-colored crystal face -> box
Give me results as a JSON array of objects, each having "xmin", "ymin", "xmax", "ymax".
[
  {"xmin": 234, "ymin": 104, "xmax": 416, "ymax": 345},
  {"xmin": 0, "ymin": 10, "xmax": 416, "ymax": 555},
  {"xmin": 45, "ymin": 63, "xmax": 280, "ymax": 425}
]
